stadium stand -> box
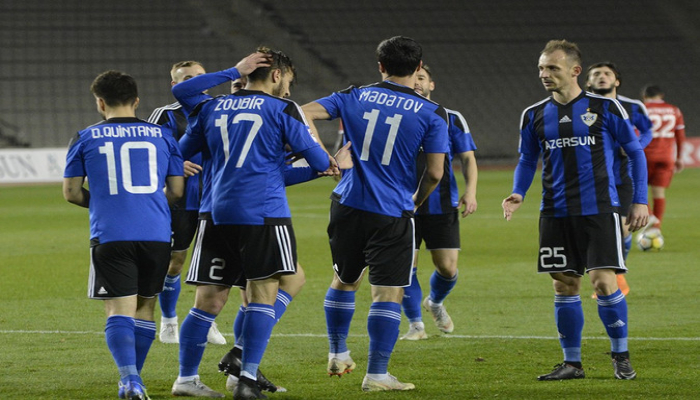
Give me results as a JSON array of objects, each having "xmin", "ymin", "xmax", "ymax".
[{"xmin": 1, "ymin": 0, "xmax": 698, "ymax": 161}]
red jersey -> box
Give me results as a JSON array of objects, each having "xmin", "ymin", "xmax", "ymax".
[{"xmin": 644, "ymin": 99, "xmax": 686, "ymax": 161}]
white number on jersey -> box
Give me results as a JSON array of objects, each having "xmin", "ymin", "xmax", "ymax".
[
  {"xmin": 649, "ymin": 114, "xmax": 676, "ymax": 138},
  {"xmin": 215, "ymin": 113, "xmax": 264, "ymax": 167},
  {"xmin": 98, "ymin": 141, "xmax": 158, "ymax": 195},
  {"xmin": 360, "ymin": 109, "xmax": 403, "ymax": 166}
]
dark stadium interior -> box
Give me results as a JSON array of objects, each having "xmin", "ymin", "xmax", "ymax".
[{"xmin": 2, "ymin": 0, "xmax": 698, "ymax": 161}]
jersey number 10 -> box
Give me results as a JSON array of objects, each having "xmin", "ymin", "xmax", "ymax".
[{"xmin": 98, "ymin": 141, "xmax": 159, "ymax": 195}]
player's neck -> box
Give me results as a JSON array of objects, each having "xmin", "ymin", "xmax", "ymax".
[
  {"xmin": 103, "ymin": 105, "xmax": 136, "ymax": 119},
  {"xmin": 552, "ymin": 85, "xmax": 582, "ymax": 105},
  {"xmin": 246, "ymin": 82, "xmax": 271, "ymax": 95},
  {"xmin": 385, "ymin": 75, "xmax": 416, "ymax": 90}
]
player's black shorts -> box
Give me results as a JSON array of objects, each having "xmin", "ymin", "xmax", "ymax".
[
  {"xmin": 415, "ymin": 211, "xmax": 461, "ymax": 250},
  {"xmin": 616, "ymin": 182, "xmax": 633, "ymax": 218},
  {"xmin": 89, "ymin": 240, "xmax": 171, "ymax": 299},
  {"xmin": 328, "ymin": 199, "xmax": 414, "ymax": 287},
  {"xmin": 538, "ymin": 213, "xmax": 626, "ymax": 276},
  {"xmin": 171, "ymin": 209, "xmax": 199, "ymax": 252},
  {"xmin": 186, "ymin": 216, "xmax": 297, "ymax": 288}
]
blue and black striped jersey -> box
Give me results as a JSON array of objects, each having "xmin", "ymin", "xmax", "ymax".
[
  {"xmin": 416, "ymin": 108, "xmax": 477, "ymax": 215},
  {"xmin": 516, "ymin": 91, "xmax": 647, "ymax": 217},
  {"xmin": 148, "ymin": 102, "xmax": 202, "ymax": 211},
  {"xmin": 613, "ymin": 95, "xmax": 652, "ymax": 187}
]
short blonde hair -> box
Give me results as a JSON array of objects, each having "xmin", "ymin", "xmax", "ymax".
[{"xmin": 541, "ymin": 40, "xmax": 581, "ymax": 66}]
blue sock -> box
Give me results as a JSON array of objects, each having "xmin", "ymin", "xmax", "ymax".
[
  {"xmin": 233, "ymin": 305, "xmax": 246, "ymax": 347},
  {"xmin": 133, "ymin": 319, "xmax": 156, "ymax": 374},
  {"xmin": 367, "ymin": 302, "xmax": 402, "ymax": 374},
  {"xmin": 159, "ymin": 274, "xmax": 181, "ymax": 318},
  {"xmin": 429, "ymin": 270, "xmax": 458, "ymax": 304},
  {"xmin": 178, "ymin": 308, "xmax": 215, "ymax": 378},
  {"xmin": 105, "ymin": 315, "xmax": 141, "ymax": 385},
  {"xmin": 241, "ymin": 303, "xmax": 276, "ymax": 380},
  {"xmin": 402, "ymin": 268, "xmax": 423, "ymax": 323},
  {"xmin": 324, "ymin": 288, "xmax": 356, "ymax": 354},
  {"xmin": 554, "ymin": 295, "xmax": 584, "ymax": 363},
  {"xmin": 274, "ymin": 289, "xmax": 293, "ymax": 323},
  {"xmin": 597, "ymin": 290, "xmax": 629, "ymax": 353}
]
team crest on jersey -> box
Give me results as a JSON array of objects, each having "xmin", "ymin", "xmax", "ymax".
[{"xmin": 580, "ymin": 110, "xmax": 597, "ymax": 126}]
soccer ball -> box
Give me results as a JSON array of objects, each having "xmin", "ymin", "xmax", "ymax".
[{"xmin": 636, "ymin": 228, "xmax": 664, "ymax": 251}]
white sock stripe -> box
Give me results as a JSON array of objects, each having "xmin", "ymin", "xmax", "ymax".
[
  {"xmin": 323, "ymin": 300, "xmax": 355, "ymax": 310},
  {"xmin": 554, "ymin": 295, "xmax": 582, "ymax": 303},
  {"xmin": 368, "ymin": 309, "xmax": 402, "ymax": 321},
  {"xmin": 246, "ymin": 306, "xmax": 276, "ymax": 319},
  {"xmin": 276, "ymin": 292, "xmax": 291, "ymax": 306},
  {"xmin": 597, "ymin": 292, "xmax": 626, "ymax": 306},
  {"xmin": 188, "ymin": 309, "xmax": 216, "ymax": 323},
  {"xmin": 134, "ymin": 320, "xmax": 156, "ymax": 330}
]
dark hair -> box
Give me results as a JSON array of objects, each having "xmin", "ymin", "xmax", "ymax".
[
  {"xmin": 247, "ymin": 46, "xmax": 295, "ymax": 84},
  {"xmin": 376, "ymin": 36, "xmax": 422, "ymax": 77},
  {"xmin": 642, "ymin": 84, "xmax": 664, "ymax": 98},
  {"xmin": 90, "ymin": 70, "xmax": 138, "ymax": 107},
  {"xmin": 586, "ymin": 61, "xmax": 621, "ymax": 86},
  {"xmin": 541, "ymin": 39, "xmax": 582, "ymax": 66}
]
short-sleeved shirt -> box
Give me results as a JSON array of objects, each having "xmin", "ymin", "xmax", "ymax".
[
  {"xmin": 317, "ymin": 81, "xmax": 449, "ymax": 218},
  {"xmin": 64, "ymin": 117, "xmax": 184, "ymax": 243}
]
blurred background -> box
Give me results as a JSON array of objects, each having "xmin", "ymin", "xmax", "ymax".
[{"xmin": 1, "ymin": 0, "xmax": 698, "ymax": 162}]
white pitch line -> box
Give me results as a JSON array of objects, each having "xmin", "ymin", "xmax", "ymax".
[{"xmin": 0, "ymin": 330, "xmax": 698, "ymax": 341}]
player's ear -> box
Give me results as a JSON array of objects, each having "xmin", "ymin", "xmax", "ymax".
[
  {"xmin": 133, "ymin": 97, "xmax": 140, "ymax": 110},
  {"xmin": 416, "ymin": 60, "xmax": 423, "ymax": 73},
  {"xmin": 271, "ymin": 68, "xmax": 282, "ymax": 83},
  {"xmin": 377, "ymin": 62, "xmax": 386, "ymax": 74},
  {"xmin": 571, "ymin": 64, "xmax": 582, "ymax": 78}
]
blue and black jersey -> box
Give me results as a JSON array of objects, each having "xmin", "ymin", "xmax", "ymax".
[
  {"xmin": 515, "ymin": 91, "xmax": 647, "ymax": 217},
  {"xmin": 181, "ymin": 89, "xmax": 328, "ymax": 225},
  {"xmin": 64, "ymin": 117, "xmax": 184, "ymax": 243},
  {"xmin": 416, "ymin": 108, "xmax": 477, "ymax": 215},
  {"xmin": 614, "ymin": 95, "xmax": 652, "ymax": 188},
  {"xmin": 148, "ymin": 102, "xmax": 202, "ymax": 211},
  {"xmin": 317, "ymin": 81, "xmax": 449, "ymax": 218}
]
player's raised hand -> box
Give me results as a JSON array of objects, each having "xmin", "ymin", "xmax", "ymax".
[
  {"xmin": 501, "ymin": 193, "xmax": 523, "ymax": 221},
  {"xmin": 458, "ymin": 192, "xmax": 477, "ymax": 217},
  {"xmin": 235, "ymin": 52, "xmax": 272, "ymax": 76}
]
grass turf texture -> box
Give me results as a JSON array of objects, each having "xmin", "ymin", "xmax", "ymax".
[{"xmin": 1, "ymin": 168, "xmax": 699, "ymax": 399}]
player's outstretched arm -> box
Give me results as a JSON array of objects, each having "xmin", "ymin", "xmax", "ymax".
[
  {"xmin": 62, "ymin": 176, "xmax": 90, "ymax": 208},
  {"xmin": 457, "ymin": 150, "xmax": 478, "ymax": 217},
  {"xmin": 501, "ymin": 193, "xmax": 523, "ymax": 221}
]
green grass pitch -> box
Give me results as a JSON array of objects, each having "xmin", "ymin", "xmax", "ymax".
[{"xmin": 1, "ymin": 168, "xmax": 699, "ymax": 399}]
